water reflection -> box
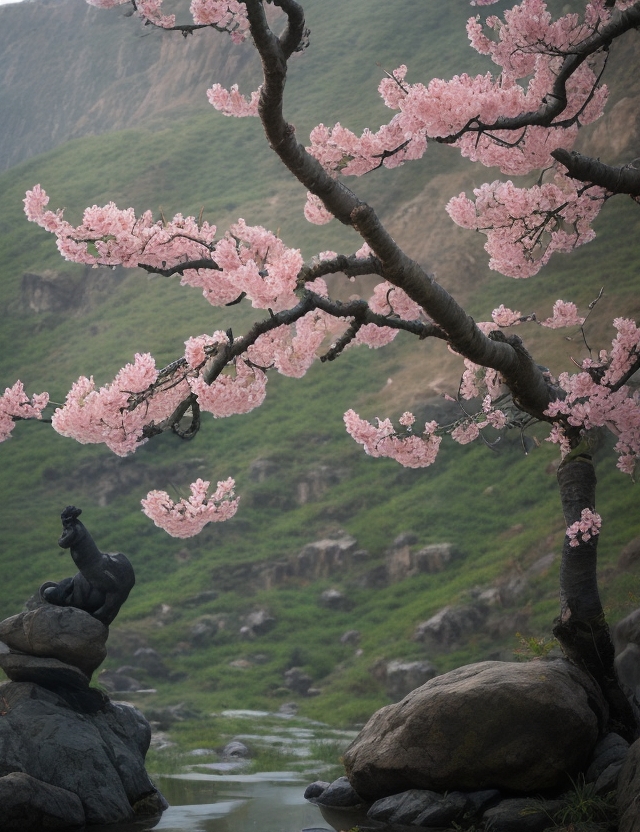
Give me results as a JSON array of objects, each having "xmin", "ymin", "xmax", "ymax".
[{"xmin": 151, "ymin": 772, "xmax": 330, "ymax": 832}]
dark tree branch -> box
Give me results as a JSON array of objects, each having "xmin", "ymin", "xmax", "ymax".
[
  {"xmin": 299, "ymin": 253, "xmax": 384, "ymax": 283},
  {"xmin": 350, "ymin": 203, "xmax": 555, "ymax": 420},
  {"xmin": 437, "ymin": 3, "xmax": 640, "ymax": 142},
  {"xmin": 138, "ymin": 258, "xmax": 221, "ymax": 277},
  {"xmin": 552, "ymin": 149, "xmax": 640, "ymax": 197},
  {"xmin": 200, "ymin": 290, "xmax": 448, "ymax": 386},
  {"xmin": 244, "ymin": 0, "xmax": 556, "ymax": 422}
]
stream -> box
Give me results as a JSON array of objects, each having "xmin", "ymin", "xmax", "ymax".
[
  {"xmin": 107, "ymin": 708, "xmax": 361, "ymax": 832},
  {"xmin": 153, "ymin": 772, "xmax": 332, "ymax": 832}
]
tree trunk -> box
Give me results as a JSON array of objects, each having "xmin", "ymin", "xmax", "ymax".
[{"xmin": 553, "ymin": 456, "xmax": 638, "ymax": 741}]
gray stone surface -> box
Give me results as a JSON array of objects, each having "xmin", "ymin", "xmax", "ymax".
[
  {"xmin": 314, "ymin": 775, "xmax": 364, "ymax": 808},
  {"xmin": 304, "ymin": 780, "xmax": 330, "ymax": 800},
  {"xmin": 615, "ymin": 642, "xmax": 640, "ymax": 697},
  {"xmin": 413, "ymin": 790, "xmax": 469, "ymax": 827},
  {"xmin": 0, "ymin": 771, "xmax": 85, "ymax": 831},
  {"xmin": 0, "ymin": 606, "xmax": 107, "ymax": 677},
  {"xmin": 617, "ymin": 737, "xmax": 640, "ymax": 832},
  {"xmin": 343, "ymin": 659, "xmax": 607, "ymax": 799},
  {"xmin": 615, "ymin": 608, "xmax": 640, "ymax": 652},
  {"xmin": 586, "ymin": 732, "xmax": 629, "ymax": 782},
  {"xmin": 0, "ymin": 650, "xmax": 91, "ymax": 689},
  {"xmin": 284, "ymin": 667, "xmax": 313, "ymax": 696},
  {"xmin": 367, "ymin": 788, "xmax": 442, "ymax": 823},
  {"xmin": 482, "ymin": 797, "xmax": 566, "ymax": 832},
  {"xmin": 0, "ymin": 680, "xmax": 161, "ymax": 826}
]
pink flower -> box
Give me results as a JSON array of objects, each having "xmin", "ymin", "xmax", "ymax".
[
  {"xmin": 0, "ymin": 382, "xmax": 49, "ymax": 442},
  {"xmin": 451, "ymin": 421, "xmax": 481, "ymax": 445},
  {"xmin": 207, "ymin": 84, "xmax": 260, "ymax": 117},
  {"xmin": 142, "ymin": 477, "xmax": 239, "ymax": 537},
  {"xmin": 566, "ymin": 508, "xmax": 602, "ymax": 548},
  {"xmin": 184, "ymin": 332, "xmax": 228, "ymax": 369},
  {"xmin": 344, "ymin": 409, "xmax": 441, "ymax": 468},
  {"xmin": 304, "ymin": 193, "xmax": 334, "ymax": 225},
  {"xmin": 190, "ymin": 0, "xmax": 249, "ymax": 40},
  {"xmin": 51, "ymin": 354, "xmax": 189, "ymax": 456},
  {"xmin": 541, "ymin": 300, "xmax": 585, "ymax": 329},
  {"xmin": 492, "ymin": 305, "xmax": 522, "ymax": 327},
  {"xmin": 189, "ymin": 360, "xmax": 267, "ymax": 417}
]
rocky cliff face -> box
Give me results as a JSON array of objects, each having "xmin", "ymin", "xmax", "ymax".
[{"xmin": 0, "ymin": 0, "xmax": 257, "ymax": 171}]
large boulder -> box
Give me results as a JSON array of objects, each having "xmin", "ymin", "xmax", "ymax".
[
  {"xmin": 617, "ymin": 738, "xmax": 640, "ymax": 832},
  {"xmin": 343, "ymin": 659, "xmax": 607, "ymax": 799},
  {"xmin": 0, "ymin": 606, "xmax": 107, "ymax": 678},
  {"xmin": 0, "ymin": 772, "xmax": 85, "ymax": 831},
  {"xmin": 0, "ymin": 681, "xmax": 165, "ymax": 826}
]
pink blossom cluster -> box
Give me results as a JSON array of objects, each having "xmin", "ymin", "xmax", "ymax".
[
  {"xmin": 85, "ymin": 0, "xmax": 175, "ymax": 27},
  {"xmin": 247, "ymin": 310, "xmax": 335, "ymax": 378},
  {"xmin": 142, "ymin": 477, "xmax": 239, "ymax": 538},
  {"xmin": 189, "ymin": 360, "xmax": 267, "ymax": 417},
  {"xmin": 541, "ymin": 300, "xmax": 585, "ymax": 329},
  {"xmin": 24, "ymin": 185, "xmax": 217, "ymax": 269},
  {"xmin": 184, "ymin": 332, "xmax": 229, "ymax": 369},
  {"xmin": 24, "ymin": 188, "xmax": 303, "ymax": 312},
  {"xmin": 303, "ymin": 193, "xmax": 334, "ymax": 226},
  {"xmin": 449, "ymin": 394, "xmax": 509, "ymax": 445},
  {"xmin": 135, "ymin": 0, "xmax": 175, "ymax": 28},
  {"xmin": 458, "ymin": 355, "xmax": 502, "ymax": 401},
  {"xmin": 369, "ymin": 281, "xmax": 423, "ymax": 320},
  {"xmin": 305, "ymin": 1, "xmax": 610, "ymax": 250},
  {"xmin": 566, "ymin": 508, "xmax": 602, "ymax": 548},
  {"xmin": 190, "ymin": 0, "xmax": 249, "ymax": 41},
  {"xmin": 353, "ymin": 324, "xmax": 398, "ymax": 350},
  {"xmin": 0, "ymin": 382, "xmax": 49, "ymax": 443},
  {"xmin": 51, "ymin": 354, "xmax": 190, "ymax": 456},
  {"xmin": 353, "ymin": 281, "xmax": 425, "ymax": 349},
  {"xmin": 492, "ymin": 304, "xmax": 524, "ymax": 327},
  {"xmin": 545, "ymin": 319, "xmax": 640, "ymax": 475},
  {"xmin": 207, "ymin": 84, "xmax": 260, "ymax": 116},
  {"xmin": 492, "ymin": 300, "xmax": 584, "ymax": 329},
  {"xmin": 446, "ymin": 177, "xmax": 607, "ymax": 278},
  {"xmin": 601, "ymin": 318, "xmax": 640, "ymax": 386},
  {"xmin": 205, "ymin": 219, "xmax": 302, "ymax": 311},
  {"xmin": 306, "ymin": 117, "xmax": 428, "ymax": 179},
  {"xmin": 331, "ymin": 14, "xmax": 605, "ymax": 178},
  {"xmin": 344, "ymin": 409, "xmax": 442, "ymax": 468},
  {"xmin": 86, "ymin": 0, "xmax": 249, "ymax": 38},
  {"xmin": 467, "ymin": 1, "xmax": 610, "ymax": 77}
]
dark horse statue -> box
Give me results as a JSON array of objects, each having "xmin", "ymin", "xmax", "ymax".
[{"xmin": 39, "ymin": 506, "xmax": 135, "ymax": 626}]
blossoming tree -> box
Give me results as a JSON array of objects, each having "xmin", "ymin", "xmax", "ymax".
[{"xmin": 5, "ymin": 0, "xmax": 640, "ymax": 735}]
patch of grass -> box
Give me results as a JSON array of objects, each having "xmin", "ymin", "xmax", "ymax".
[{"xmin": 550, "ymin": 775, "xmax": 618, "ymax": 831}]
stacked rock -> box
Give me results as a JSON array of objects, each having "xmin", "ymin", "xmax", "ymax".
[
  {"xmin": 0, "ymin": 506, "xmax": 166, "ymax": 831},
  {"xmin": 0, "ymin": 604, "xmax": 108, "ymax": 687}
]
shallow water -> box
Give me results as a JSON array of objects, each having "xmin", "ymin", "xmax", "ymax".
[
  {"xmin": 152, "ymin": 772, "xmax": 330, "ymax": 832},
  {"xmin": 90, "ymin": 708, "xmax": 358, "ymax": 832}
]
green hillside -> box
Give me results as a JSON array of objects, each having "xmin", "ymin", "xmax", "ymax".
[{"xmin": 0, "ymin": 0, "xmax": 638, "ymax": 763}]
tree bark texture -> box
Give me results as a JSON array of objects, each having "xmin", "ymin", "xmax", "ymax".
[{"xmin": 554, "ymin": 457, "xmax": 638, "ymax": 740}]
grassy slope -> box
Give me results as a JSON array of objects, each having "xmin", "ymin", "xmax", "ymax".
[{"xmin": 0, "ymin": 0, "xmax": 638, "ymax": 742}]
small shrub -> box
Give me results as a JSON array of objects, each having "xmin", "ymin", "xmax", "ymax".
[{"xmin": 514, "ymin": 632, "xmax": 557, "ymax": 660}]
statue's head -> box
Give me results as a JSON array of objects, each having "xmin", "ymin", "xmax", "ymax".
[{"xmin": 59, "ymin": 505, "xmax": 83, "ymax": 549}]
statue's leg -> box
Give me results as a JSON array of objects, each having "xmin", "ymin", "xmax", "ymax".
[{"xmin": 39, "ymin": 577, "xmax": 75, "ymax": 607}]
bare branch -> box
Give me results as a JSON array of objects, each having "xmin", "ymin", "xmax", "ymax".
[
  {"xmin": 552, "ymin": 149, "xmax": 640, "ymax": 197},
  {"xmin": 138, "ymin": 258, "xmax": 221, "ymax": 277}
]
